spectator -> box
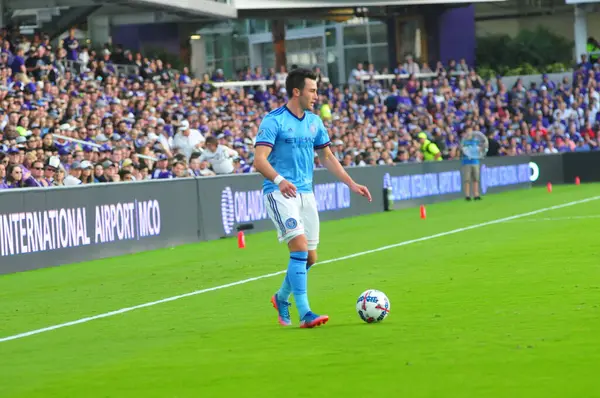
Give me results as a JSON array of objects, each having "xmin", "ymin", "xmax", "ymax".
[
  {"xmin": 404, "ymin": 55, "xmax": 420, "ymax": 75},
  {"xmin": 198, "ymin": 136, "xmax": 237, "ymax": 175},
  {"xmin": 0, "ymin": 162, "xmax": 8, "ymax": 188},
  {"xmin": 64, "ymin": 161, "xmax": 82, "ymax": 186},
  {"xmin": 24, "ymin": 160, "xmax": 48, "ymax": 187},
  {"xmin": 80, "ymin": 160, "xmax": 94, "ymax": 184},
  {"xmin": 151, "ymin": 154, "xmax": 173, "ymax": 179},
  {"xmin": 6, "ymin": 164, "xmax": 25, "ymax": 188},
  {"xmin": 349, "ymin": 62, "xmax": 367, "ymax": 86},
  {"xmin": 172, "ymin": 120, "xmax": 205, "ymax": 161},
  {"xmin": 233, "ymin": 157, "xmax": 252, "ymax": 174},
  {"xmin": 172, "ymin": 161, "xmax": 187, "ymax": 178},
  {"xmin": 44, "ymin": 156, "xmax": 60, "ymax": 185},
  {"xmin": 275, "ymin": 65, "xmax": 288, "ymax": 82},
  {"xmin": 53, "ymin": 167, "xmax": 66, "ymax": 186},
  {"xmin": 418, "ymin": 132, "xmax": 442, "ymax": 162},
  {"xmin": 62, "ymin": 28, "xmax": 79, "ymax": 62},
  {"xmin": 119, "ymin": 169, "xmax": 133, "ymax": 182}
]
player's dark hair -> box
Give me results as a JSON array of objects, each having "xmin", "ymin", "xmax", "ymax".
[
  {"xmin": 285, "ymin": 68, "xmax": 317, "ymax": 98},
  {"xmin": 205, "ymin": 136, "xmax": 218, "ymax": 146}
]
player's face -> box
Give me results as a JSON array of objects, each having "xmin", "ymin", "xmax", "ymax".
[{"xmin": 299, "ymin": 78, "xmax": 318, "ymax": 111}]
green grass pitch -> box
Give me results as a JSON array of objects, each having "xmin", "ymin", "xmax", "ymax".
[{"xmin": 1, "ymin": 185, "xmax": 600, "ymax": 397}]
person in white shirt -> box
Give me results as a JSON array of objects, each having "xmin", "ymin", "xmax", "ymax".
[
  {"xmin": 348, "ymin": 63, "xmax": 368, "ymax": 86},
  {"xmin": 172, "ymin": 120, "xmax": 205, "ymax": 160},
  {"xmin": 404, "ymin": 55, "xmax": 421, "ymax": 75},
  {"xmin": 275, "ymin": 65, "xmax": 288, "ymax": 82},
  {"xmin": 544, "ymin": 142, "xmax": 559, "ymax": 154},
  {"xmin": 78, "ymin": 47, "xmax": 90, "ymax": 70},
  {"xmin": 553, "ymin": 102, "xmax": 573, "ymax": 123},
  {"xmin": 63, "ymin": 162, "xmax": 82, "ymax": 186},
  {"xmin": 198, "ymin": 136, "xmax": 237, "ymax": 174}
]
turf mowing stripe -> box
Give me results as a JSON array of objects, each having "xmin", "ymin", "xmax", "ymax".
[{"xmin": 1, "ymin": 195, "xmax": 599, "ymax": 344}]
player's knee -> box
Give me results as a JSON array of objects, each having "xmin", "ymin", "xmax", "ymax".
[
  {"xmin": 288, "ymin": 234, "xmax": 308, "ymax": 252},
  {"xmin": 307, "ymin": 250, "xmax": 317, "ymax": 269}
]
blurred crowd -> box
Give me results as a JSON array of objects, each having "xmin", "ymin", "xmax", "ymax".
[{"xmin": 1, "ymin": 25, "xmax": 600, "ymax": 189}]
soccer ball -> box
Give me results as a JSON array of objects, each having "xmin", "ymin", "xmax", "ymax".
[{"xmin": 356, "ymin": 290, "xmax": 390, "ymax": 323}]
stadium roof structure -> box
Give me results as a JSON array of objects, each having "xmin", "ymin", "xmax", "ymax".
[
  {"xmin": 2, "ymin": 0, "xmax": 237, "ymax": 19},
  {"xmin": 233, "ymin": 0, "xmax": 504, "ymax": 9},
  {"xmin": 1, "ymin": 0, "xmax": 509, "ymax": 27},
  {"xmin": 232, "ymin": 0, "xmax": 506, "ymax": 19}
]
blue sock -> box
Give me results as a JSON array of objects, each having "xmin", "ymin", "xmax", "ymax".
[
  {"xmin": 284, "ymin": 251, "xmax": 311, "ymax": 318},
  {"xmin": 278, "ymin": 261, "xmax": 312, "ymax": 301},
  {"xmin": 277, "ymin": 274, "xmax": 292, "ymax": 302}
]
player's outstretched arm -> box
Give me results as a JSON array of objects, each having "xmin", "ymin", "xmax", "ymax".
[
  {"xmin": 317, "ymin": 146, "xmax": 372, "ymax": 202},
  {"xmin": 254, "ymin": 145, "xmax": 297, "ymax": 198}
]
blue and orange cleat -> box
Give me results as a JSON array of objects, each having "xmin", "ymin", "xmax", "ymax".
[
  {"xmin": 271, "ymin": 294, "xmax": 292, "ymax": 326},
  {"xmin": 299, "ymin": 311, "xmax": 329, "ymax": 329}
]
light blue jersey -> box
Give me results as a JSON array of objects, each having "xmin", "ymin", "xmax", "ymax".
[
  {"xmin": 461, "ymin": 138, "xmax": 480, "ymax": 165},
  {"xmin": 255, "ymin": 106, "xmax": 331, "ymax": 194}
]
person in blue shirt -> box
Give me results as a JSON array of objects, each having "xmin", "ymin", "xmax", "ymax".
[
  {"xmin": 254, "ymin": 68, "xmax": 372, "ymax": 329},
  {"xmin": 460, "ymin": 127, "xmax": 485, "ymax": 201}
]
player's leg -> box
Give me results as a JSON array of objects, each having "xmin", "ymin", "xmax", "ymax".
[
  {"xmin": 265, "ymin": 191, "xmax": 303, "ymax": 326},
  {"xmin": 462, "ymin": 165, "xmax": 472, "ymax": 200},
  {"xmin": 277, "ymin": 249, "xmax": 317, "ymax": 304},
  {"xmin": 286, "ymin": 234, "xmax": 312, "ymax": 320},
  {"xmin": 307, "ymin": 250, "xmax": 317, "ymax": 270},
  {"xmin": 286, "ymin": 233, "xmax": 328, "ymax": 328},
  {"xmin": 265, "ymin": 191, "xmax": 328, "ymax": 328},
  {"xmin": 278, "ymin": 193, "xmax": 319, "ymax": 304},
  {"xmin": 297, "ymin": 193, "xmax": 328, "ymax": 328},
  {"xmin": 303, "ymin": 193, "xmax": 320, "ymax": 271},
  {"xmin": 473, "ymin": 164, "xmax": 481, "ymax": 200}
]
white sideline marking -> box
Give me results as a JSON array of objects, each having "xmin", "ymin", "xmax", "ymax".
[
  {"xmin": 1, "ymin": 195, "xmax": 599, "ymax": 344},
  {"xmin": 505, "ymin": 215, "xmax": 600, "ymax": 223}
]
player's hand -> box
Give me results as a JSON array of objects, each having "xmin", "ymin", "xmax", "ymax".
[
  {"xmin": 279, "ymin": 180, "xmax": 297, "ymax": 199},
  {"xmin": 349, "ymin": 182, "xmax": 372, "ymax": 202}
]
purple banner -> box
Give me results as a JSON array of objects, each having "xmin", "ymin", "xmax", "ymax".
[
  {"xmin": 438, "ymin": 5, "xmax": 475, "ymax": 66},
  {"xmin": 111, "ymin": 23, "xmax": 180, "ymax": 55}
]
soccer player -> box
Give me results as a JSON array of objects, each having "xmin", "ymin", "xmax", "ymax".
[
  {"xmin": 254, "ymin": 68, "xmax": 372, "ymax": 329},
  {"xmin": 460, "ymin": 127, "xmax": 482, "ymax": 201}
]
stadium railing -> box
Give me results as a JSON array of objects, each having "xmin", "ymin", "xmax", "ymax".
[
  {"xmin": 211, "ymin": 77, "xmax": 330, "ymax": 91},
  {"xmin": 52, "ymin": 134, "xmax": 158, "ymax": 161},
  {"xmin": 62, "ymin": 60, "xmax": 143, "ymax": 78},
  {"xmin": 356, "ymin": 71, "xmax": 467, "ymax": 89},
  {"xmin": 57, "ymin": 57, "xmax": 573, "ymax": 91},
  {"xmin": 60, "ymin": 59, "xmax": 330, "ymax": 90}
]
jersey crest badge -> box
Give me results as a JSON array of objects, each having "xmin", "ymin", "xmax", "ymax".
[
  {"xmin": 310, "ymin": 123, "xmax": 317, "ymax": 136},
  {"xmin": 285, "ymin": 218, "xmax": 298, "ymax": 230}
]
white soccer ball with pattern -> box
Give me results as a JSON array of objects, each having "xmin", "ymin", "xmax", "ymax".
[{"xmin": 356, "ymin": 290, "xmax": 390, "ymax": 323}]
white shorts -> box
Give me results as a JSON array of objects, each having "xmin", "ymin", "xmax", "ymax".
[{"xmin": 264, "ymin": 191, "xmax": 320, "ymax": 250}]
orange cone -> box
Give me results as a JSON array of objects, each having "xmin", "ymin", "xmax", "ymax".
[
  {"xmin": 575, "ymin": 176, "xmax": 581, "ymax": 185},
  {"xmin": 547, "ymin": 182, "xmax": 553, "ymax": 193},
  {"xmin": 237, "ymin": 231, "xmax": 246, "ymax": 249},
  {"xmin": 420, "ymin": 205, "xmax": 427, "ymax": 219}
]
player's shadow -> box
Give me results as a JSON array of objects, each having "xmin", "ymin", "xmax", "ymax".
[{"xmin": 283, "ymin": 321, "xmax": 384, "ymax": 332}]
